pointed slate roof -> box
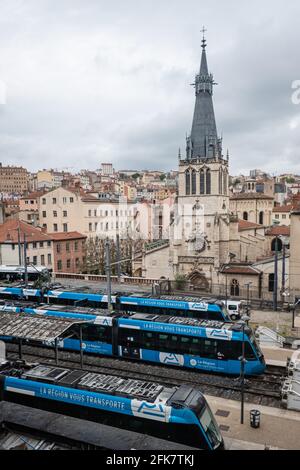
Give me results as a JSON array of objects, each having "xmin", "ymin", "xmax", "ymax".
[{"xmin": 186, "ymin": 35, "xmax": 222, "ymax": 160}]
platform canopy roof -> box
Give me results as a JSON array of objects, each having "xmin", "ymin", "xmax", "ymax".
[{"xmin": 0, "ymin": 311, "xmax": 91, "ymax": 342}]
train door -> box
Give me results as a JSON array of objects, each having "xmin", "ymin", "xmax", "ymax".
[{"xmin": 118, "ymin": 327, "xmax": 141, "ymax": 360}]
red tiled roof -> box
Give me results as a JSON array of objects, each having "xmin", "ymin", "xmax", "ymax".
[
  {"xmin": 0, "ymin": 220, "xmax": 52, "ymax": 243},
  {"xmin": 272, "ymin": 205, "xmax": 292, "ymax": 213},
  {"xmin": 230, "ymin": 193, "xmax": 274, "ymax": 200},
  {"xmin": 81, "ymin": 195, "xmax": 99, "ymax": 202},
  {"xmin": 222, "ymin": 265, "xmax": 261, "ymax": 275},
  {"xmin": 238, "ymin": 219, "xmax": 262, "ymax": 231},
  {"xmin": 20, "ymin": 191, "xmax": 46, "ymax": 200},
  {"xmin": 266, "ymin": 226, "xmax": 290, "ymax": 236},
  {"xmin": 47, "ymin": 232, "xmax": 86, "ymax": 241}
]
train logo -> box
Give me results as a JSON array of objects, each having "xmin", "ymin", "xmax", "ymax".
[
  {"xmin": 206, "ymin": 329, "xmax": 232, "ymax": 341},
  {"xmin": 159, "ymin": 352, "xmax": 184, "ymax": 366},
  {"xmin": 131, "ymin": 400, "xmax": 171, "ymax": 422},
  {"xmin": 190, "ymin": 302, "xmax": 208, "ymax": 311}
]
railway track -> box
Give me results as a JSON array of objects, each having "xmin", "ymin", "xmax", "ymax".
[{"xmin": 5, "ymin": 343, "xmax": 285, "ymax": 408}]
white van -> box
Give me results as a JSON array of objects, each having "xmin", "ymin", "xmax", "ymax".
[{"xmin": 221, "ymin": 299, "xmax": 248, "ymax": 321}]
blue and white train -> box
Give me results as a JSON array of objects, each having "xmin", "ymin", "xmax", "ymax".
[
  {"xmin": 0, "ymin": 306, "xmax": 266, "ymax": 375},
  {"xmin": 0, "ymin": 361, "xmax": 224, "ymax": 450},
  {"xmin": 0, "ymin": 286, "xmax": 231, "ymax": 321}
]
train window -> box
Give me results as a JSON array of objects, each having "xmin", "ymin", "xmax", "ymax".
[
  {"xmin": 179, "ymin": 336, "xmax": 190, "ymax": 353},
  {"xmin": 157, "ymin": 334, "xmax": 170, "ymax": 352},
  {"xmin": 144, "ymin": 331, "xmax": 155, "ymax": 349},
  {"xmin": 202, "ymin": 339, "xmax": 218, "ymax": 359},
  {"xmin": 218, "ymin": 340, "xmax": 256, "ymax": 361},
  {"xmin": 119, "ymin": 328, "xmax": 141, "ymax": 348},
  {"xmin": 190, "ymin": 337, "xmax": 201, "ymax": 355},
  {"xmin": 62, "ymin": 324, "xmax": 80, "ymax": 340},
  {"xmin": 82, "ymin": 325, "xmax": 112, "ymax": 343},
  {"xmin": 244, "ymin": 342, "xmax": 256, "ymax": 360}
]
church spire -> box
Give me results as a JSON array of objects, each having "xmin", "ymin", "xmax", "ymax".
[{"xmin": 186, "ymin": 29, "xmax": 222, "ymax": 161}]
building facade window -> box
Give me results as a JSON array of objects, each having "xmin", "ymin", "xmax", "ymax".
[
  {"xmin": 63, "ymin": 211, "xmax": 67, "ymax": 217},
  {"xmin": 52, "ymin": 198, "xmax": 57, "ymax": 204},
  {"xmin": 41, "ymin": 255, "xmax": 45, "ymax": 265},
  {"xmin": 33, "ymin": 256, "xmax": 37, "ymax": 265},
  {"xmin": 185, "ymin": 170, "xmax": 191, "ymax": 195},
  {"xmin": 66, "ymin": 259, "xmax": 71, "ymax": 269},
  {"xmin": 223, "ymin": 171, "xmax": 227, "ymax": 195},
  {"xmin": 63, "ymin": 223, "xmax": 68, "ymax": 232},
  {"xmin": 57, "ymin": 260, "xmax": 62, "ymax": 271},
  {"xmin": 230, "ymin": 279, "xmax": 240, "ymax": 296},
  {"xmin": 53, "ymin": 224, "xmax": 58, "ymax": 232},
  {"xmin": 53, "ymin": 211, "xmax": 57, "ymax": 217},
  {"xmin": 243, "ymin": 212, "xmax": 248, "ymax": 221},
  {"xmin": 48, "ymin": 254, "xmax": 52, "ymax": 265},
  {"xmin": 271, "ymin": 238, "xmax": 282, "ymax": 252},
  {"xmin": 268, "ymin": 273, "xmax": 275, "ymax": 292},
  {"xmin": 42, "ymin": 211, "xmax": 46, "ymax": 218},
  {"xmin": 74, "ymin": 241, "xmax": 78, "ymax": 251},
  {"xmin": 56, "ymin": 243, "xmax": 61, "ymax": 253},
  {"xmin": 259, "ymin": 211, "xmax": 264, "ymax": 225},
  {"xmin": 206, "ymin": 169, "xmax": 211, "ymax": 195},
  {"xmin": 200, "ymin": 169, "xmax": 205, "ymax": 194},
  {"xmin": 219, "ymin": 168, "xmax": 223, "ymax": 195},
  {"xmin": 66, "ymin": 242, "xmax": 70, "ymax": 252},
  {"xmin": 191, "ymin": 170, "xmax": 196, "ymax": 195}
]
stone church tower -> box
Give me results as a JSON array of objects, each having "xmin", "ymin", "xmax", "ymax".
[
  {"xmin": 143, "ymin": 33, "xmax": 236, "ymax": 288},
  {"xmin": 175, "ymin": 33, "xmax": 231, "ymax": 287}
]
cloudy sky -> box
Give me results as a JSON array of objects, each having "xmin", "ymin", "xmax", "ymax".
[{"xmin": 0, "ymin": 0, "xmax": 300, "ymax": 175}]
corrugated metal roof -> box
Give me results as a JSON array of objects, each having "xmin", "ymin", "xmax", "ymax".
[{"xmin": 0, "ymin": 312, "xmax": 89, "ymax": 341}]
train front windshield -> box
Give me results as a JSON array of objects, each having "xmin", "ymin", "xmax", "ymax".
[
  {"xmin": 249, "ymin": 333, "xmax": 263, "ymax": 358},
  {"xmin": 221, "ymin": 305, "xmax": 231, "ymax": 321},
  {"xmin": 198, "ymin": 405, "xmax": 224, "ymax": 449}
]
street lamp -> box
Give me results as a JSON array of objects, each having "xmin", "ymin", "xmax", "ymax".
[
  {"xmin": 238, "ymin": 314, "xmax": 250, "ymax": 424},
  {"xmin": 292, "ymin": 299, "xmax": 300, "ymax": 329},
  {"xmin": 105, "ymin": 237, "xmax": 134, "ymax": 313},
  {"xmin": 244, "ymin": 282, "xmax": 252, "ymax": 315}
]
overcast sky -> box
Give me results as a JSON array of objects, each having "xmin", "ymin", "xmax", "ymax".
[{"xmin": 0, "ymin": 0, "xmax": 300, "ymax": 175}]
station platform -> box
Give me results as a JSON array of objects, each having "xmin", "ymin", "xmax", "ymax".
[
  {"xmin": 295, "ymin": 316, "xmax": 300, "ymax": 328},
  {"xmin": 206, "ymin": 394, "xmax": 300, "ymax": 450},
  {"xmin": 262, "ymin": 346, "xmax": 292, "ymax": 368}
]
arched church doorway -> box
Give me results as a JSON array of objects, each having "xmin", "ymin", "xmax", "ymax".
[
  {"xmin": 187, "ymin": 271, "xmax": 210, "ymax": 291},
  {"xmin": 271, "ymin": 238, "xmax": 282, "ymax": 252}
]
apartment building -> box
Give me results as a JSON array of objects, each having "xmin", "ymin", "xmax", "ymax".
[
  {"xmin": 0, "ymin": 219, "xmax": 86, "ymax": 273},
  {"xmin": 0, "ymin": 164, "xmax": 29, "ymax": 193},
  {"xmin": 38, "ymin": 187, "xmax": 135, "ymax": 239},
  {"xmin": 230, "ymin": 193, "xmax": 274, "ymax": 226},
  {"xmin": 272, "ymin": 205, "xmax": 292, "ymax": 226},
  {"xmin": 49, "ymin": 232, "xmax": 86, "ymax": 273},
  {"xmin": 0, "ymin": 220, "xmax": 53, "ymax": 268}
]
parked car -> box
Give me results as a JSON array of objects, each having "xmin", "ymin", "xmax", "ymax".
[{"xmin": 222, "ymin": 299, "xmax": 249, "ymax": 321}]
